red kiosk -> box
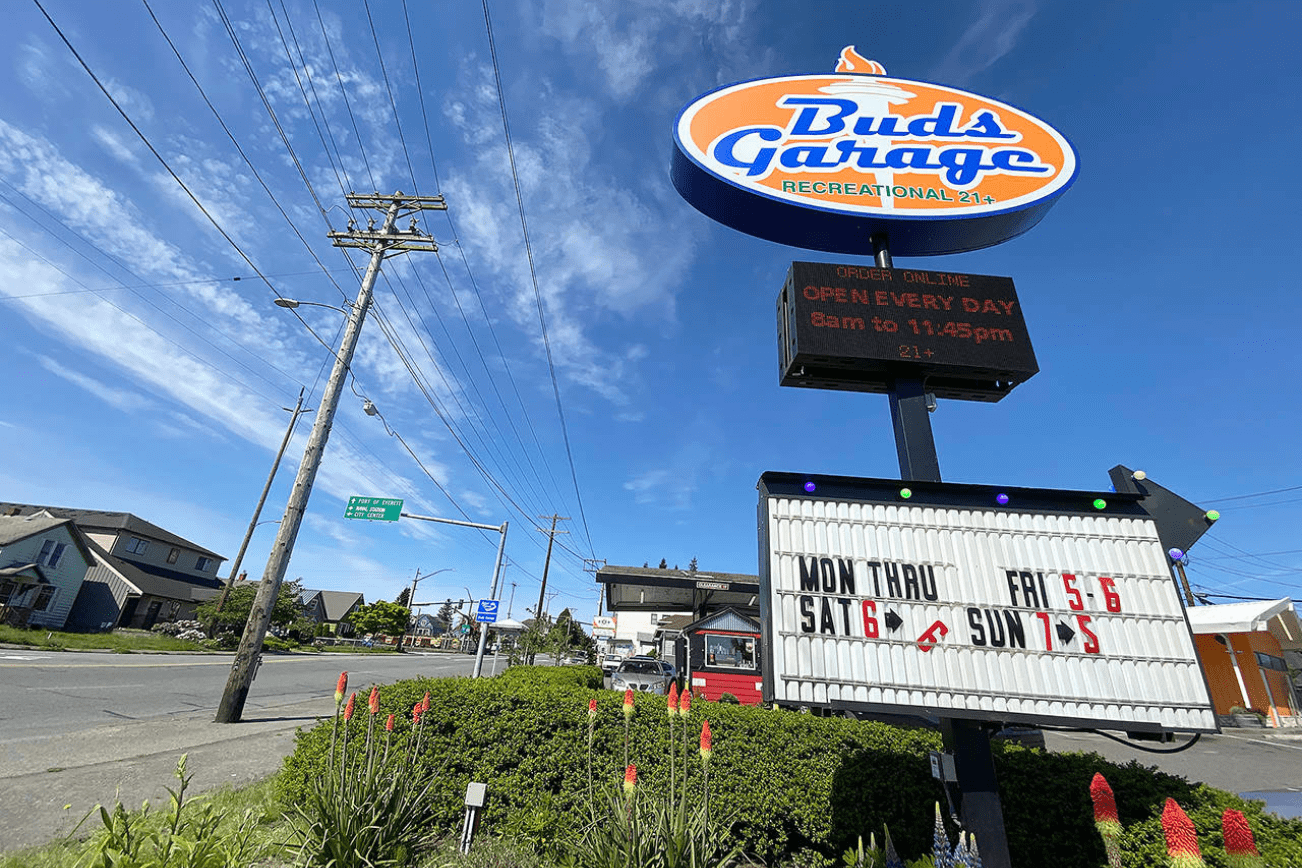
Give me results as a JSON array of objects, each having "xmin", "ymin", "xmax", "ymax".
[{"xmin": 683, "ymin": 608, "xmax": 763, "ymax": 705}]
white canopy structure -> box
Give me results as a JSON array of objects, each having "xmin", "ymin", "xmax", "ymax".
[{"xmin": 1185, "ymin": 599, "xmax": 1302, "ymax": 650}]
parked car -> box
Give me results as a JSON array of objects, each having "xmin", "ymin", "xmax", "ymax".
[
  {"xmin": 600, "ymin": 654, "xmax": 623, "ymax": 675},
  {"xmin": 562, "ymin": 652, "xmax": 589, "ymax": 665},
  {"xmin": 610, "ymin": 655, "xmax": 674, "ymax": 694}
]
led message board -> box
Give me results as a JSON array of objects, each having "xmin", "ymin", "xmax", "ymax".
[
  {"xmin": 778, "ymin": 261, "xmax": 1038, "ymax": 401},
  {"xmin": 758, "ymin": 472, "xmax": 1217, "ymax": 733},
  {"xmin": 672, "ymin": 48, "xmax": 1078, "ymax": 256}
]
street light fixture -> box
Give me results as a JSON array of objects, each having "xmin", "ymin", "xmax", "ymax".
[{"xmin": 273, "ymin": 297, "xmax": 352, "ymax": 312}]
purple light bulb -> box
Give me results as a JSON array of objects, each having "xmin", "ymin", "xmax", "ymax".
[
  {"xmin": 1168, "ymin": 548, "xmax": 1184, "ymax": 560},
  {"xmin": 803, "ymin": 481, "xmax": 816, "ymax": 493},
  {"xmin": 995, "ymin": 493, "xmax": 1010, "ymax": 505}
]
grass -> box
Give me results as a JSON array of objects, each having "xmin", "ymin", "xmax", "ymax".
[
  {"xmin": 0, "ymin": 776, "xmax": 289, "ymax": 868},
  {"xmin": 0, "ymin": 625, "xmax": 210, "ymax": 653}
]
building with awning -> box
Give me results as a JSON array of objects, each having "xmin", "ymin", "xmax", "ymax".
[
  {"xmin": 596, "ymin": 564, "xmax": 759, "ymax": 668},
  {"xmin": 1186, "ymin": 599, "xmax": 1302, "ymax": 727}
]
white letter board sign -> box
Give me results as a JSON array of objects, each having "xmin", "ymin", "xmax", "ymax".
[{"xmin": 758, "ymin": 473, "xmax": 1217, "ymax": 733}]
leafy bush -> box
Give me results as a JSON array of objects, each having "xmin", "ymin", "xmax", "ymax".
[{"xmin": 278, "ymin": 674, "xmax": 1302, "ymax": 868}]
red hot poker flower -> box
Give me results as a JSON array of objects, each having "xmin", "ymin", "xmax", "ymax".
[
  {"xmin": 385, "ymin": 713, "xmax": 395, "ymax": 732},
  {"xmin": 700, "ymin": 719, "xmax": 712, "ymax": 761},
  {"xmin": 623, "ymin": 764, "xmax": 637, "ymax": 795},
  {"xmin": 343, "ymin": 692, "xmax": 356, "ymax": 721},
  {"xmin": 368, "ymin": 685, "xmax": 380, "ymax": 715},
  {"xmin": 623, "ymin": 688, "xmax": 634, "ymax": 717},
  {"xmin": 588, "ymin": 698, "xmax": 598, "ymax": 719},
  {"xmin": 679, "ymin": 688, "xmax": 691, "ymax": 717},
  {"xmin": 334, "ymin": 671, "xmax": 348, "ymax": 705},
  {"xmin": 412, "ymin": 702, "xmax": 423, "ymax": 724},
  {"xmin": 1161, "ymin": 798, "xmax": 1205, "ymax": 868},
  {"xmin": 1090, "ymin": 773, "xmax": 1119, "ymax": 823},
  {"xmin": 1222, "ymin": 810, "xmax": 1263, "ymax": 868},
  {"xmin": 667, "ymin": 682, "xmax": 679, "ymax": 715},
  {"xmin": 421, "ymin": 692, "xmax": 431, "ymax": 713}
]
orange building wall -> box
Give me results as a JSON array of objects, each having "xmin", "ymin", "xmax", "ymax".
[{"xmin": 1194, "ymin": 631, "xmax": 1295, "ymax": 724}]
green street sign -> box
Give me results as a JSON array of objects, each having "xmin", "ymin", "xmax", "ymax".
[
  {"xmin": 460, "ymin": 624, "xmax": 470, "ymax": 635},
  {"xmin": 344, "ymin": 496, "xmax": 403, "ymax": 522}
]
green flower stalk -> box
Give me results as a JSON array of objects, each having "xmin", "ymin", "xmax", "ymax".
[
  {"xmin": 679, "ymin": 687, "xmax": 691, "ymax": 803},
  {"xmin": 1161, "ymin": 798, "xmax": 1206, "ymax": 868},
  {"xmin": 587, "ymin": 698, "xmax": 597, "ymax": 806},
  {"xmin": 883, "ymin": 825, "xmax": 903, "ymax": 868},
  {"xmin": 623, "ymin": 688, "xmax": 634, "ymax": 770},
  {"xmin": 666, "ymin": 682, "xmax": 679, "ymax": 799},
  {"xmin": 1090, "ymin": 772, "xmax": 1123, "ymax": 868},
  {"xmin": 328, "ymin": 671, "xmax": 347, "ymax": 771},
  {"xmin": 1222, "ymin": 809, "xmax": 1264, "ymax": 868}
]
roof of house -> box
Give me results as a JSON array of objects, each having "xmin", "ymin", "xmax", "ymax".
[
  {"xmin": 304, "ymin": 589, "xmax": 364, "ymax": 621},
  {"xmin": 681, "ymin": 607, "xmax": 761, "ymax": 635},
  {"xmin": 1186, "ymin": 598, "xmax": 1302, "ymax": 650},
  {"xmin": 0, "ymin": 514, "xmax": 98, "ymax": 568},
  {"xmin": 84, "ymin": 539, "xmax": 218, "ymax": 603},
  {"xmin": 655, "ymin": 614, "xmax": 695, "ymax": 634},
  {"xmin": 0, "ymin": 503, "xmax": 223, "ymax": 560}
]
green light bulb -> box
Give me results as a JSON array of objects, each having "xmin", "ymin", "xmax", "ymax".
[
  {"xmin": 899, "ymin": 488, "xmax": 913, "ymax": 499},
  {"xmin": 1092, "ymin": 498, "xmax": 1107, "ymax": 510},
  {"xmin": 1205, "ymin": 510, "xmax": 1220, "ymax": 521}
]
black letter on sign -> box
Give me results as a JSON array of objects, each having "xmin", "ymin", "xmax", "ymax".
[
  {"xmin": 799, "ymin": 558, "xmax": 819, "ymax": 592},
  {"xmin": 985, "ymin": 608, "xmax": 1007, "ymax": 647},
  {"xmin": 838, "ymin": 559, "xmax": 856, "ymax": 595},
  {"xmin": 967, "ymin": 607, "xmax": 986, "ymax": 646},
  {"xmin": 799, "ymin": 596, "xmax": 814, "ymax": 632},
  {"xmin": 820, "ymin": 558, "xmax": 836, "ymax": 593},
  {"xmin": 902, "ymin": 564, "xmax": 921, "ymax": 600},
  {"xmin": 922, "ymin": 565, "xmax": 938, "ymax": 601},
  {"xmin": 820, "ymin": 597, "xmax": 836, "ymax": 634},
  {"xmin": 884, "ymin": 562, "xmax": 902, "ymax": 597},
  {"xmin": 1003, "ymin": 609, "xmax": 1026, "ymax": 649}
]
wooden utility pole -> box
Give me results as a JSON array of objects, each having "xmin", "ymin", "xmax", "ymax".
[
  {"xmin": 533, "ymin": 514, "xmax": 569, "ymax": 620},
  {"xmin": 216, "ymin": 192, "xmax": 445, "ymax": 723},
  {"xmin": 208, "ymin": 389, "xmax": 310, "ymax": 635}
]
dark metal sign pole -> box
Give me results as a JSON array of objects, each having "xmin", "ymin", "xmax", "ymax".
[{"xmin": 872, "ymin": 234, "xmax": 1012, "ymax": 868}]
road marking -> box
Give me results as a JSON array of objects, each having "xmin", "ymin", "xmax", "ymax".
[
  {"xmin": 1220, "ymin": 732, "xmax": 1302, "ymax": 752},
  {"xmin": 0, "ymin": 654, "xmax": 51, "ymax": 660}
]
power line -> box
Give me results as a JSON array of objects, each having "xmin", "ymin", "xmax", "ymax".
[{"xmin": 479, "ymin": 0, "xmax": 596, "ymax": 560}]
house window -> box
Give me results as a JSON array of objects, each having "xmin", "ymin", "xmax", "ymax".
[
  {"xmin": 37, "ymin": 540, "xmax": 67, "ymax": 569},
  {"xmin": 166, "ymin": 548, "xmax": 179, "ymax": 564},
  {"xmin": 32, "ymin": 587, "xmax": 55, "ymax": 611},
  {"xmin": 704, "ymin": 634, "xmax": 756, "ymax": 670},
  {"xmin": 0, "ymin": 580, "xmax": 15, "ymax": 605},
  {"xmin": 649, "ymin": 613, "xmax": 660, "ymax": 625},
  {"xmin": 125, "ymin": 537, "xmax": 149, "ymax": 555},
  {"xmin": 195, "ymin": 556, "xmax": 213, "ymax": 572}
]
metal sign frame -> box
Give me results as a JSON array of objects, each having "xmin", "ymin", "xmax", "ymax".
[{"xmin": 757, "ymin": 471, "xmax": 1218, "ymax": 734}]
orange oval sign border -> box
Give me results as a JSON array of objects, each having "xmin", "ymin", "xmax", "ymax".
[{"xmin": 671, "ymin": 73, "xmax": 1079, "ymax": 256}]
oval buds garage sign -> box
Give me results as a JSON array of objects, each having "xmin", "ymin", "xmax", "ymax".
[{"xmin": 671, "ymin": 47, "xmax": 1078, "ymax": 256}]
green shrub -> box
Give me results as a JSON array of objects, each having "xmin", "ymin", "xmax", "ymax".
[{"xmin": 278, "ymin": 675, "xmax": 1302, "ymax": 868}]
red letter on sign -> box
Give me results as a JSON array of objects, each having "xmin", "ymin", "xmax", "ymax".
[
  {"xmin": 1076, "ymin": 615, "xmax": 1100, "ymax": 653},
  {"xmin": 1034, "ymin": 611, "xmax": 1052, "ymax": 651},
  {"xmin": 916, "ymin": 620, "xmax": 948, "ymax": 651},
  {"xmin": 862, "ymin": 600, "xmax": 879, "ymax": 638},
  {"xmin": 1099, "ymin": 576, "xmax": 1121, "ymax": 613},
  {"xmin": 1062, "ymin": 573, "xmax": 1084, "ymax": 610}
]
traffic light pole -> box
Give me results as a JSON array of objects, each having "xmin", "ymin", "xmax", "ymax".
[
  {"xmin": 215, "ymin": 192, "xmax": 444, "ymax": 723},
  {"xmin": 397, "ymin": 511, "xmax": 508, "ymax": 678}
]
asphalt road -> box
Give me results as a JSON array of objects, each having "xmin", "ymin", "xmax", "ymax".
[
  {"xmin": 3, "ymin": 649, "xmax": 1300, "ymax": 853},
  {"xmin": 0, "ymin": 648, "xmax": 486, "ymax": 853}
]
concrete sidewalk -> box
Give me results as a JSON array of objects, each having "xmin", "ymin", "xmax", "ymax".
[{"xmin": 1, "ymin": 694, "xmax": 335, "ymax": 854}]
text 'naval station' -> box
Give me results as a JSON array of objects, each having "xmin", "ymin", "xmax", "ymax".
[{"xmin": 790, "ymin": 556, "xmax": 1130, "ymax": 654}]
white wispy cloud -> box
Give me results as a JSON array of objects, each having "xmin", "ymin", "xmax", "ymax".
[
  {"xmin": 34, "ymin": 353, "xmax": 154, "ymax": 413},
  {"xmin": 930, "ymin": 0, "xmax": 1036, "ymax": 85}
]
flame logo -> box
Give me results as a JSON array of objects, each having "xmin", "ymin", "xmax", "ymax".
[{"xmin": 835, "ymin": 46, "xmax": 886, "ymax": 75}]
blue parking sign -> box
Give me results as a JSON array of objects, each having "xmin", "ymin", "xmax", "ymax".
[{"xmin": 474, "ymin": 600, "xmax": 499, "ymax": 623}]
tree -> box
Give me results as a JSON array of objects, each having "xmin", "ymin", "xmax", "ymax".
[
  {"xmin": 395, "ymin": 586, "xmax": 412, "ymax": 608},
  {"xmin": 197, "ymin": 578, "xmax": 305, "ymax": 635},
  {"xmin": 435, "ymin": 601, "xmax": 456, "ymax": 633},
  {"xmin": 658, "ymin": 558, "xmax": 668, "ymax": 569},
  {"xmin": 351, "ymin": 600, "xmax": 410, "ymax": 637},
  {"xmin": 688, "ymin": 557, "xmax": 698, "ymax": 572}
]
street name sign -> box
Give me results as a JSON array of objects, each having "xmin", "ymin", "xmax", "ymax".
[
  {"xmin": 475, "ymin": 600, "xmax": 500, "ymax": 623},
  {"xmin": 344, "ymin": 496, "xmax": 403, "ymax": 521}
]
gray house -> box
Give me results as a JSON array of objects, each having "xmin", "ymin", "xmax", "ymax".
[
  {"xmin": 300, "ymin": 589, "xmax": 365, "ymax": 637},
  {"xmin": 0, "ymin": 503, "xmax": 226, "ymax": 631},
  {"xmin": 0, "ymin": 514, "xmax": 97, "ymax": 629}
]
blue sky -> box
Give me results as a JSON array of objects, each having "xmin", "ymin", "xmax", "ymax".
[{"xmin": 1, "ymin": 1, "xmax": 1298, "ymax": 625}]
